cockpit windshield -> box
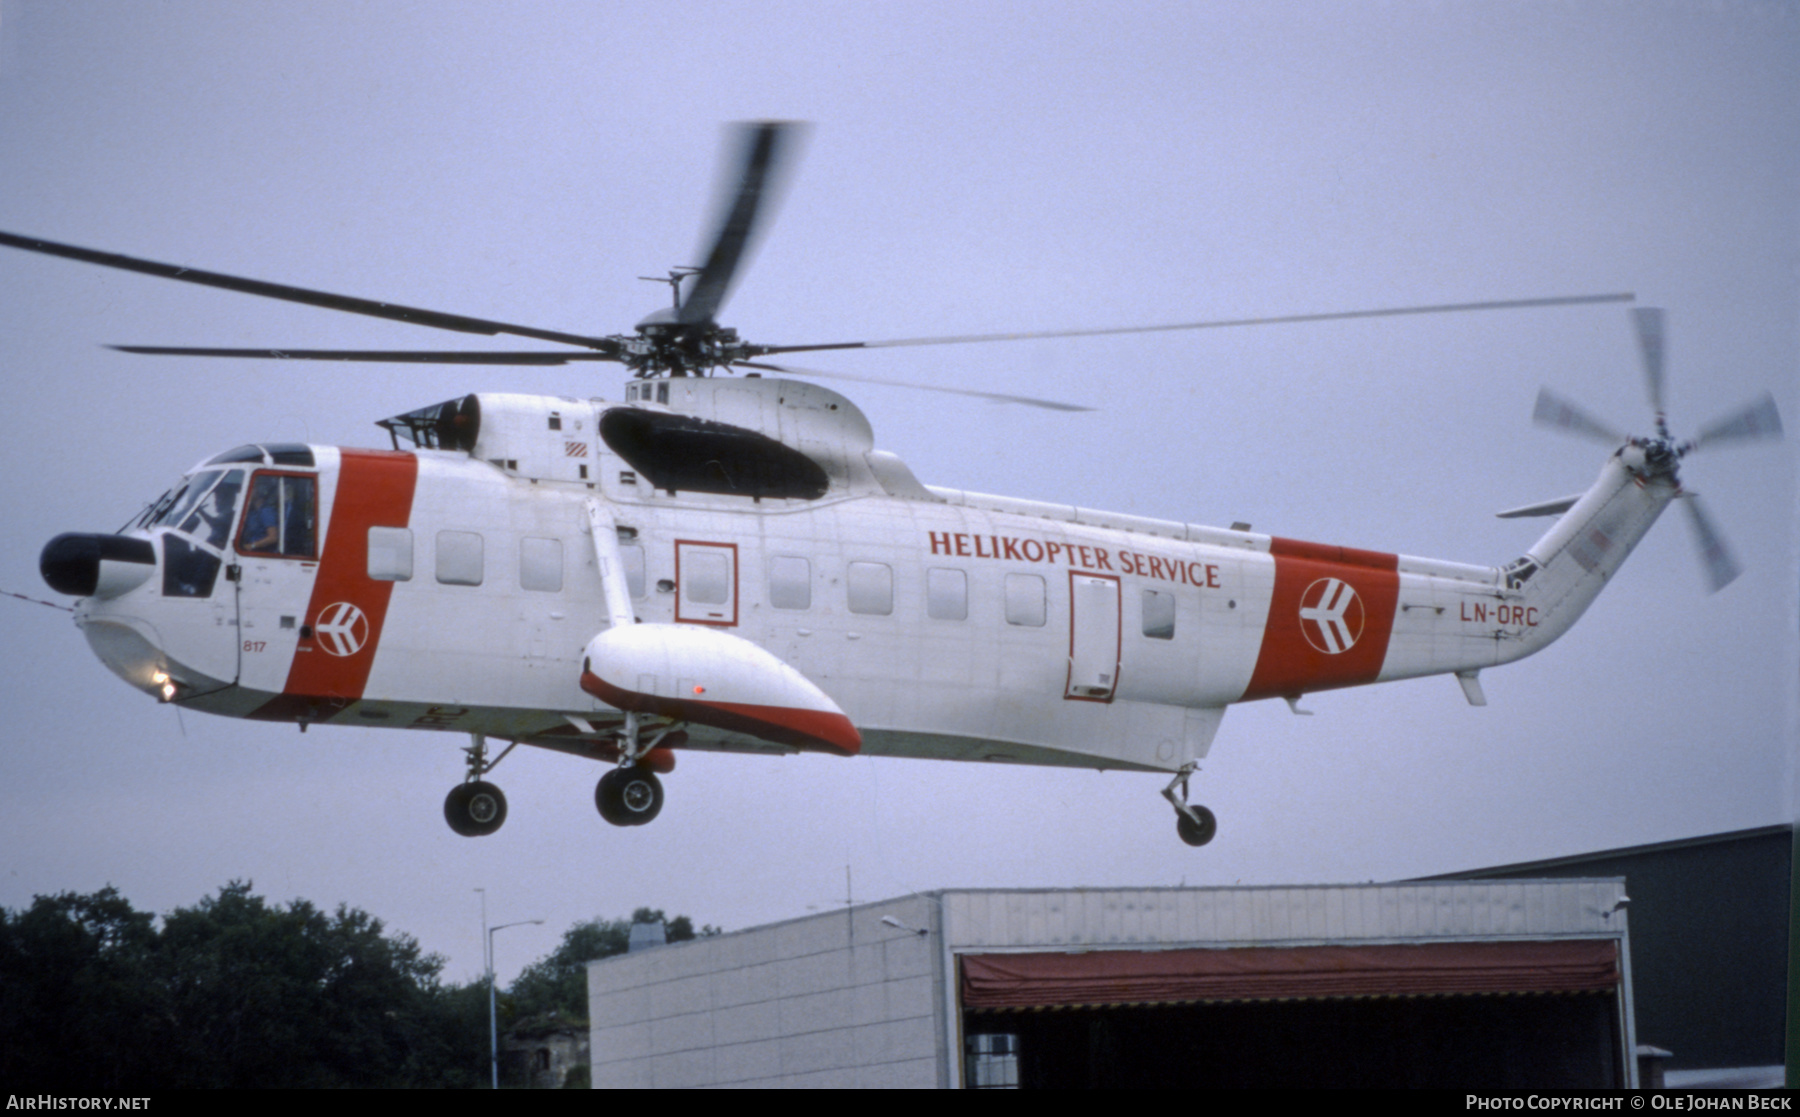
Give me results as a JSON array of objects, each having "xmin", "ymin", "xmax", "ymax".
[
  {"xmin": 128, "ymin": 468, "xmax": 249, "ymax": 599},
  {"xmin": 137, "ymin": 469, "xmax": 246, "ymax": 547}
]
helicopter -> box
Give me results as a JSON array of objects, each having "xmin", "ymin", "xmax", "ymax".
[{"xmin": 10, "ymin": 123, "xmax": 1783, "ymax": 846}]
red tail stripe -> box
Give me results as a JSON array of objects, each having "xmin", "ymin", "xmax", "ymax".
[
  {"xmin": 1243, "ymin": 539, "xmax": 1401, "ymax": 702},
  {"xmin": 1269, "ymin": 536, "xmax": 1400, "ymax": 570}
]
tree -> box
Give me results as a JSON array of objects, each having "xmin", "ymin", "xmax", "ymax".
[
  {"xmin": 0, "ymin": 882, "xmax": 489, "ymax": 1089},
  {"xmin": 0, "ymin": 887, "xmax": 168, "ymax": 1090},
  {"xmin": 0, "ymin": 884, "xmax": 715, "ymax": 1089},
  {"xmin": 157, "ymin": 881, "xmax": 458, "ymax": 1087},
  {"xmin": 507, "ymin": 908, "xmax": 715, "ymax": 1023}
]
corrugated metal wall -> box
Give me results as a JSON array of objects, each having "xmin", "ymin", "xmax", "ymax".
[{"xmin": 941, "ymin": 881, "xmax": 1628, "ymax": 950}]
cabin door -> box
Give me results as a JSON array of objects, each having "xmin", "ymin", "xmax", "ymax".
[{"xmin": 1065, "ymin": 572, "xmax": 1121, "ymax": 701}]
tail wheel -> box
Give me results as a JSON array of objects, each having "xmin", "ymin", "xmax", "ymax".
[
  {"xmin": 1176, "ymin": 805, "xmax": 1217, "ymax": 847},
  {"xmin": 596, "ymin": 766, "xmax": 664, "ymax": 827},
  {"xmin": 445, "ymin": 780, "xmax": 507, "ymax": 837}
]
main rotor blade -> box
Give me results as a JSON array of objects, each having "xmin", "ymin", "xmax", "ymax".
[
  {"xmin": 1689, "ymin": 391, "xmax": 1783, "ymax": 452},
  {"xmin": 1633, "ymin": 307, "xmax": 1666, "ymax": 416},
  {"xmin": 754, "ymin": 293, "xmax": 1637, "ymax": 356},
  {"xmin": 1681, "ymin": 494, "xmax": 1741, "ymax": 593},
  {"xmin": 736, "ymin": 361, "xmax": 1094, "ymax": 412},
  {"xmin": 678, "ymin": 121, "xmax": 807, "ymax": 327},
  {"xmin": 0, "ymin": 231, "xmax": 619, "ymax": 351},
  {"xmin": 1532, "ymin": 388, "xmax": 1625, "ymax": 444},
  {"xmin": 110, "ymin": 345, "xmax": 621, "ymax": 365}
]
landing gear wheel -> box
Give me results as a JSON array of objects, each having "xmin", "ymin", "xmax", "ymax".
[
  {"xmin": 1176, "ymin": 805, "xmax": 1217, "ymax": 847},
  {"xmin": 596, "ymin": 766, "xmax": 664, "ymax": 827},
  {"xmin": 445, "ymin": 780, "xmax": 508, "ymax": 837}
]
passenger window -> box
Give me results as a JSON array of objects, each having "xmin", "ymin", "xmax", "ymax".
[
  {"xmin": 436, "ymin": 530, "xmax": 484, "ymax": 586},
  {"xmin": 847, "ymin": 562, "xmax": 893, "ymax": 616},
  {"xmin": 367, "ymin": 527, "xmax": 413, "ymax": 582},
  {"xmin": 1004, "ymin": 573, "xmax": 1046, "ymax": 627},
  {"xmin": 520, "ymin": 537, "xmax": 563, "ymax": 593},
  {"xmin": 769, "ymin": 555, "xmax": 811, "ymax": 610},
  {"xmin": 1142, "ymin": 589, "xmax": 1176, "ymax": 640},
  {"xmin": 926, "ymin": 567, "xmax": 967, "ymax": 620},
  {"xmin": 685, "ymin": 550, "xmax": 731, "ymax": 604},
  {"xmin": 239, "ymin": 473, "xmax": 317, "ymax": 559},
  {"xmin": 621, "ymin": 543, "xmax": 646, "ymax": 599}
]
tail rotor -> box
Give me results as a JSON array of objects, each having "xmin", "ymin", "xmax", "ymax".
[{"xmin": 1532, "ymin": 308, "xmax": 1782, "ymax": 593}]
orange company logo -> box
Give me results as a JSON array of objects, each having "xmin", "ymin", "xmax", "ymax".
[
  {"xmin": 1298, "ymin": 578, "xmax": 1363, "ymax": 655},
  {"xmin": 314, "ymin": 601, "xmax": 370, "ymax": 657}
]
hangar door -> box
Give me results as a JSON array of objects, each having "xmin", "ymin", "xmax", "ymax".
[{"xmin": 960, "ymin": 941, "xmax": 1626, "ymax": 1089}]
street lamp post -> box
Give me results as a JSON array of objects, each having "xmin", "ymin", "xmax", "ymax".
[{"xmin": 479, "ymin": 900, "xmax": 543, "ymax": 1089}]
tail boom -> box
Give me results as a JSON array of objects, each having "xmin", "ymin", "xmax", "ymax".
[
  {"xmin": 1491, "ymin": 454, "xmax": 1676, "ymax": 664},
  {"xmin": 1381, "ymin": 453, "xmax": 1675, "ymax": 687},
  {"xmin": 1238, "ymin": 453, "xmax": 1675, "ymax": 703}
]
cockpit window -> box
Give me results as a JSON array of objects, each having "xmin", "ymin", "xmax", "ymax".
[
  {"xmin": 163, "ymin": 535, "xmax": 222, "ymax": 599},
  {"xmin": 140, "ymin": 469, "xmax": 247, "ymax": 542},
  {"xmin": 206, "ymin": 445, "xmax": 268, "ymax": 465},
  {"xmin": 149, "ymin": 473, "xmax": 211, "ymax": 531},
  {"xmin": 138, "ymin": 468, "xmax": 247, "ymax": 599},
  {"xmin": 240, "ymin": 473, "xmax": 318, "ymax": 558},
  {"xmin": 179, "ymin": 471, "xmax": 244, "ymax": 550},
  {"xmin": 203, "ymin": 443, "xmax": 318, "ymax": 468}
]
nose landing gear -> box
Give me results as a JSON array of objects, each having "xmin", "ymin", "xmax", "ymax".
[{"xmin": 1163, "ymin": 762, "xmax": 1217, "ymax": 847}]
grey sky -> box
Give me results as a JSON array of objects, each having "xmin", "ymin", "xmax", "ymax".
[{"xmin": 0, "ymin": 1, "xmax": 1793, "ymax": 984}]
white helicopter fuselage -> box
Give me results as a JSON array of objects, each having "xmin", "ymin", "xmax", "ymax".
[{"xmin": 66, "ymin": 375, "xmax": 1674, "ymax": 797}]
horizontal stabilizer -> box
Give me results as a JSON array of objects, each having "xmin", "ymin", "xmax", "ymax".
[{"xmin": 1495, "ymin": 494, "xmax": 1583, "ymax": 519}]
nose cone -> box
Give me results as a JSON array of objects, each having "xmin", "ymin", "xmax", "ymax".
[{"xmin": 41, "ymin": 533, "xmax": 156, "ymax": 597}]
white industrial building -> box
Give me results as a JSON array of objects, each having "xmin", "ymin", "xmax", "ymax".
[{"xmin": 587, "ymin": 881, "xmax": 1636, "ymax": 1088}]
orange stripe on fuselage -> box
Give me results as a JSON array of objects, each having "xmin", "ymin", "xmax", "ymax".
[
  {"xmin": 1241, "ymin": 536, "xmax": 1400, "ymax": 701},
  {"xmin": 250, "ymin": 449, "xmax": 417, "ymax": 722}
]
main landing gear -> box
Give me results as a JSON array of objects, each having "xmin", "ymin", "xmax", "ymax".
[
  {"xmin": 594, "ymin": 712, "xmax": 677, "ymax": 828},
  {"xmin": 440, "ymin": 719, "xmax": 683, "ymax": 836},
  {"xmin": 596, "ymin": 766, "xmax": 663, "ymax": 826},
  {"xmin": 1163, "ymin": 762, "xmax": 1217, "ymax": 847},
  {"xmin": 444, "ymin": 733, "xmax": 518, "ymax": 838}
]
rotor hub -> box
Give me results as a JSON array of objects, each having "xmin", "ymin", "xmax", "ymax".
[
  {"xmin": 622, "ymin": 319, "xmax": 748, "ymax": 377},
  {"xmin": 1622, "ymin": 436, "xmax": 1681, "ymax": 481}
]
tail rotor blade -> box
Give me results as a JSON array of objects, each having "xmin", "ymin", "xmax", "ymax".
[
  {"xmin": 1633, "ymin": 307, "xmax": 1666, "ymax": 417},
  {"xmin": 1533, "ymin": 388, "xmax": 1624, "ymax": 444},
  {"xmin": 1689, "ymin": 391, "xmax": 1783, "ymax": 452},
  {"xmin": 1681, "ymin": 494, "xmax": 1742, "ymax": 592}
]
